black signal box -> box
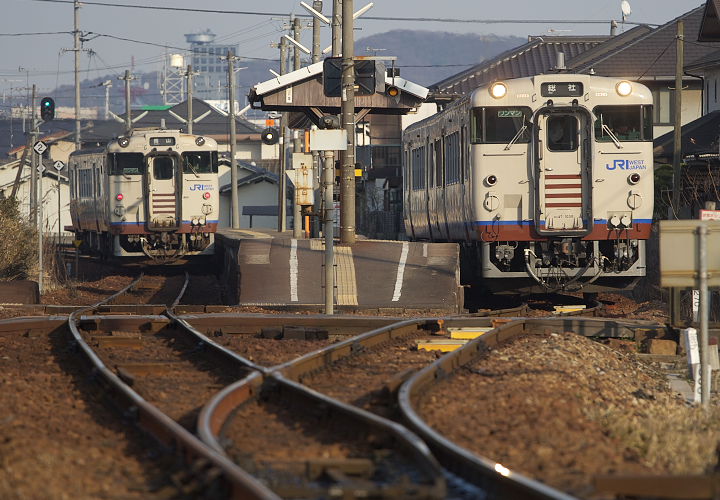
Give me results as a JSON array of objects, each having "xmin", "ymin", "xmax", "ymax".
[{"xmin": 323, "ymin": 58, "xmax": 386, "ymax": 97}]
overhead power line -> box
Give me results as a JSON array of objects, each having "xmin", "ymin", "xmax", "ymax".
[{"xmin": 32, "ymin": 0, "xmax": 659, "ymax": 27}]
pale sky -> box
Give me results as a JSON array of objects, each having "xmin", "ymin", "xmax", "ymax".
[{"xmin": 0, "ymin": 0, "xmax": 702, "ymax": 94}]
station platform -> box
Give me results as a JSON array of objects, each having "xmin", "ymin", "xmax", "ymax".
[{"xmin": 215, "ymin": 229, "xmax": 462, "ymax": 313}]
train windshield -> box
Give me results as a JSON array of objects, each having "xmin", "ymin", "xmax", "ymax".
[
  {"xmin": 593, "ymin": 105, "xmax": 653, "ymax": 142},
  {"xmin": 182, "ymin": 151, "xmax": 218, "ymax": 174},
  {"xmin": 108, "ymin": 153, "xmax": 143, "ymax": 175},
  {"xmin": 471, "ymin": 107, "xmax": 532, "ymax": 144}
]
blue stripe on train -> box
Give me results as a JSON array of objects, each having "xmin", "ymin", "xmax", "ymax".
[{"xmin": 472, "ymin": 219, "xmax": 653, "ymax": 226}]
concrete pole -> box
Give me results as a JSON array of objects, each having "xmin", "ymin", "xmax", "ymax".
[
  {"xmin": 228, "ymin": 49, "xmax": 240, "ymax": 229},
  {"xmin": 312, "ymin": 1, "xmax": 323, "ymax": 64},
  {"xmin": 323, "ymin": 150, "xmax": 335, "ymax": 314},
  {"xmin": 278, "ymin": 37, "xmax": 288, "ymax": 232},
  {"xmin": 332, "ymin": 0, "xmax": 341, "ymax": 57},
  {"xmin": 103, "ymin": 83, "xmax": 111, "ymax": 121},
  {"xmin": 186, "ymin": 64, "xmax": 194, "ymax": 135},
  {"xmin": 74, "ymin": 0, "xmax": 81, "ymax": 151},
  {"xmin": 340, "ymin": 0, "xmax": 356, "ymax": 244},
  {"xmin": 120, "ymin": 70, "xmax": 134, "ymax": 133},
  {"xmin": 292, "ymin": 17, "xmax": 303, "ymax": 238},
  {"xmin": 699, "ymin": 225, "xmax": 710, "ymax": 407},
  {"xmin": 672, "ymin": 20, "xmax": 684, "ymax": 218}
]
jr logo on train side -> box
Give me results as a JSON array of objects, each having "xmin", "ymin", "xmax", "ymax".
[
  {"xmin": 605, "ymin": 159, "xmax": 647, "ymax": 171},
  {"xmin": 188, "ymin": 184, "xmax": 215, "ymax": 191}
]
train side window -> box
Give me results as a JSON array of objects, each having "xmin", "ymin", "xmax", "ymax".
[
  {"xmin": 153, "ymin": 157, "xmax": 175, "ymax": 180},
  {"xmin": 471, "ymin": 107, "xmax": 532, "ymax": 144},
  {"xmin": 594, "ymin": 105, "xmax": 651, "ymax": 142},
  {"xmin": 434, "ymin": 140, "xmax": 443, "ymax": 187},
  {"xmin": 182, "ymin": 151, "xmax": 217, "ymax": 174},
  {"xmin": 546, "ymin": 115, "xmax": 578, "ymax": 151}
]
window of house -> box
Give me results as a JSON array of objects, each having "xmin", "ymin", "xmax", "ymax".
[{"xmin": 650, "ymin": 88, "xmax": 674, "ymax": 125}]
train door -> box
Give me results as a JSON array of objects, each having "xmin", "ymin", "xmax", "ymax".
[
  {"xmin": 534, "ymin": 109, "xmax": 591, "ymax": 235},
  {"xmin": 146, "ymin": 154, "xmax": 179, "ymax": 230}
]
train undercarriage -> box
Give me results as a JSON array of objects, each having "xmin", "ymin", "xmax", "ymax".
[
  {"xmin": 461, "ymin": 237, "xmax": 646, "ymax": 294},
  {"xmin": 76, "ymin": 230, "xmax": 214, "ymax": 263}
]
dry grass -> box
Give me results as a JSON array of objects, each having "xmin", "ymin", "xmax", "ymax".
[
  {"xmin": 0, "ymin": 199, "xmax": 37, "ymax": 280},
  {"xmin": 591, "ymin": 397, "xmax": 720, "ymax": 475}
]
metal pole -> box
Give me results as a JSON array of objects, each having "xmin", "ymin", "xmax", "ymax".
[
  {"xmin": 312, "ymin": 1, "xmax": 323, "ymax": 63},
  {"xmin": 228, "ymin": 50, "xmax": 239, "ymax": 229},
  {"xmin": 332, "ymin": 0, "xmax": 341, "ymax": 57},
  {"xmin": 278, "ymin": 37, "xmax": 288, "ymax": 232},
  {"xmin": 323, "ymin": 150, "xmax": 335, "ymax": 314},
  {"xmin": 74, "ymin": 0, "xmax": 81, "ymax": 151},
  {"xmin": 30, "ymin": 85, "xmax": 37, "ymax": 225},
  {"xmin": 340, "ymin": 0, "xmax": 356, "ymax": 244},
  {"xmin": 699, "ymin": 224, "xmax": 710, "ymax": 407},
  {"xmin": 187, "ymin": 64, "xmax": 194, "ymax": 134},
  {"xmin": 57, "ymin": 170, "xmax": 61, "ymax": 245},
  {"xmin": 671, "ymin": 20, "xmax": 684, "ymax": 218},
  {"xmin": 38, "ymin": 155, "xmax": 43, "ymax": 295}
]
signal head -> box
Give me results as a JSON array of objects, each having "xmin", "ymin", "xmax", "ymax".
[{"xmin": 40, "ymin": 97, "xmax": 55, "ymax": 121}]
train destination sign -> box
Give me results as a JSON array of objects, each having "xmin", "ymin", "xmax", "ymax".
[
  {"xmin": 540, "ymin": 82, "xmax": 584, "ymax": 97},
  {"xmin": 150, "ymin": 137, "xmax": 176, "ymax": 147}
]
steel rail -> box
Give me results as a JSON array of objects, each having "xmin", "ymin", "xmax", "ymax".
[
  {"xmin": 397, "ymin": 317, "xmax": 666, "ymax": 500},
  {"xmin": 197, "ymin": 366, "xmax": 448, "ymax": 498},
  {"xmin": 67, "ymin": 272, "xmax": 279, "ymax": 500}
]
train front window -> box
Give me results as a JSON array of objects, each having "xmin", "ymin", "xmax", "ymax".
[
  {"xmin": 471, "ymin": 107, "xmax": 532, "ymax": 144},
  {"xmin": 108, "ymin": 153, "xmax": 143, "ymax": 175},
  {"xmin": 594, "ymin": 105, "xmax": 653, "ymax": 142},
  {"xmin": 182, "ymin": 151, "xmax": 218, "ymax": 174},
  {"xmin": 153, "ymin": 157, "xmax": 175, "ymax": 180}
]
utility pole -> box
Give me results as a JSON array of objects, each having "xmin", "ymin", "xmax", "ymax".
[
  {"xmin": 278, "ymin": 36, "xmax": 288, "ymax": 232},
  {"xmin": 340, "ymin": 0, "xmax": 356, "ymax": 244},
  {"xmin": 186, "ymin": 64, "xmax": 196, "ymax": 134},
  {"xmin": 74, "ymin": 0, "xmax": 81, "ymax": 150},
  {"xmin": 332, "ymin": 0, "xmax": 341, "ymax": 56},
  {"xmin": 101, "ymin": 80, "xmax": 112, "ymax": 120},
  {"xmin": 671, "ymin": 20, "xmax": 684, "ymax": 218},
  {"xmin": 226, "ymin": 49, "xmax": 240, "ymax": 229},
  {"xmin": 292, "ymin": 16, "xmax": 303, "ymax": 239},
  {"xmin": 119, "ymin": 70, "xmax": 135, "ymax": 133},
  {"xmin": 312, "ymin": 1, "xmax": 323, "ymax": 63}
]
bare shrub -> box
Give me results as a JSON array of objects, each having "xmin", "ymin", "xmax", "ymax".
[{"xmin": 0, "ymin": 198, "xmax": 37, "ymax": 279}]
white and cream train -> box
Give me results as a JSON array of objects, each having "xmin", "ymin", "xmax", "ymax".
[
  {"xmin": 403, "ymin": 74, "xmax": 653, "ymax": 293},
  {"xmin": 68, "ymin": 128, "xmax": 219, "ymax": 262}
]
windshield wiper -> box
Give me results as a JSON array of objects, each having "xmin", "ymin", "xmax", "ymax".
[
  {"xmin": 602, "ymin": 124, "xmax": 623, "ymax": 149},
  {"xmin": 186, "ymin": 163, "xmax": 200, "ymax": 178},
  {"xmin": 504, "ymin": 124, "xmax": 528, "ymax": 150}
]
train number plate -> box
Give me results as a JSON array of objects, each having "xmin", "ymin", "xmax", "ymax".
[{"xmin": 150, "ymin": 137, "xmax": 176, "ymax": 146}]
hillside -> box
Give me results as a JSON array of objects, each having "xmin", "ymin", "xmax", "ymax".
[{"xmin": 48, "ymin": 30, "xmax": 525, "ymax": 109}]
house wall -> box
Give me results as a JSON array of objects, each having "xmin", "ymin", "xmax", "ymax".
[
  {"xmin": 217, "ymin": 163, "xmax": 282, "ymax": 230},
  {"xmin": 703, "ymin": 68, "xmax": 720, "ymax": 113},
  {"xmin": 652, "ymin": 88, "xmax": 703, "ymax": 138},
  {"xmin": 217, "ymin": 141, "xmax": 262, "ymax": 161},
  {"xmin": 0, "ymin": 164, "xmax": 72, "ymax": 239}
]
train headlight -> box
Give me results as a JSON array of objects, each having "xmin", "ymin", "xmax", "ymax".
[
  {"xmin": 118, "ymin": 137, "xmax": 130, "ymax": 148},
  {"xmin": 195, "ymin": 136, "xmax": 206, "ymax": 146},
  {"xmin": 485, "ymin": 175, "xmax": 498, "ymax": 186},
  {"xmin": 489, "ymin": 82, "xmax": 507, "ymax": 99},
  {"xmin": 191, "ymin": 217, "xmax": 198, "ymax": 226},
  {"xmin": 203, "ymin": 192, "xmax": 211, "ymax": 200},
  {"xmin": 116, "ymin": 193, "xmax": 124, "ymax": 201},
  {"xmin": 616, "ymin": 81, "xmax": 633, "ymax": 97},
  {"xmin": 628, "ymin": 173, "xmax": 641, "ymax": 185}
]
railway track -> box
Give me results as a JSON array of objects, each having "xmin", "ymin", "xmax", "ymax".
[
  {"xmin": 66, "ymin": 272, "xmax": 278, "ymax": 499},
  {"xmin": 398, "ymin": 316, "xmax": 668, "ymax": 499}
]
